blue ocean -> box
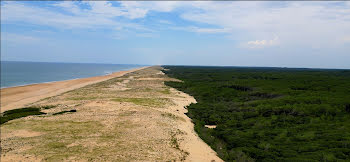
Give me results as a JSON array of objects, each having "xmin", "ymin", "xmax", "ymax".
[{"xmin": 1, "ymin": 61, "xmax": 144, "ymax": 88}]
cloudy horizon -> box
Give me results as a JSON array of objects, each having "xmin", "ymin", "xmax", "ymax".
[{"xmin": 1, "ymin": 1, "xmax": 350, "ymax": 69}]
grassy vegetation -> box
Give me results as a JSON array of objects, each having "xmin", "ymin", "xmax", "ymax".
[
  {"xmin": 68, "ymin": 96, "xmax": 100, "ymax": 101},
  {"xmin": 170, "ymin": 133, "xmax": 180, "ymax": 149},
  {"xmin": 160, "ymin": 88, "xmax": 171, "ymax": 94},
  {"xmin": 161, "ymin": 113, "xmax": 184, "ymax": 121},
  {"xmin": 111, "ymin": 97, "xmax": 168, "ymax": 107},
  {"xmin": 163, "ymin": 66, "xmax": 350, "ymax": 161},
  {"xmin": 15, "ymin": 120, "xmax": 106, "ymax": 161},
  {"xmin": 1, "ymin": 107, "xmax": 46, "ymax": 125},
  {"xmin": 170, "ymin": 129, "xmax": 189, "ymax": 161},
  {"xmin": 41, "ymin": 105, "xmax": 57, "ymax": 109}
]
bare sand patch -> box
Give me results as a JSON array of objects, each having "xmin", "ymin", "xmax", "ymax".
[
  {"xmin": 1, "ymin": 129, "xmax": 42, "ymax": 139},
  {"xmin": 166, "ymin": 88, "xmax": 222, "ymax": 162},
  {"xmin": 157, "ymin": 71, "xmax": 165, "ymax": 75},
  {"xmin": 1, "ymin": 154, "xmax": 41, "ymax": 162},
  {"xmin": 205, "ymin": 125, "xmax": 217, "ymax": 129}
]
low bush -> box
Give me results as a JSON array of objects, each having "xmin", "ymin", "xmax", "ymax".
[
  {"xmin": 52, "ymin": 109, "xmax": 77, "ymax": 115},
  {"xmin": 1, "ymin": 107, "xmax": 46, "ymax": 125}
]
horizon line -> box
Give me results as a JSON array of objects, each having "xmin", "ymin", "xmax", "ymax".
[{"xmin": 2, "ymin": 60, "xmax": 350, "ymax": 70}]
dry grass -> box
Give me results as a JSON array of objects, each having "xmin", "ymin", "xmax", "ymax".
[{"xmin": 1, "ymin": 66, "xmax": 189, "ymax": 161}]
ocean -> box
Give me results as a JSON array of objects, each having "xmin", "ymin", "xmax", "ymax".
[{"xmin": 1, "ymin": 61, "xmax": 144, "ymax": 88}]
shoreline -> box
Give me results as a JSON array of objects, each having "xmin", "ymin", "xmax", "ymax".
[
  {"xmin": 0, "ymin": 66, "xmax": 148, "ymax": 112},
  {"xmin": 1, "ymin": 67, "xmax": 141, "ymax": 89},
  {"xmin": 1, "ymin": 77, "xmax": 103, "ymax": 90}
]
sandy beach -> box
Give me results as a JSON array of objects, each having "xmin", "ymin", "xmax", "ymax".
[
  {"xmin": 1, "ymin": 66, "xmax": 222, "ymax": 161},
  {"xmin": 0, "ymin": 67, "xmax": 148, "ymax": 113}
]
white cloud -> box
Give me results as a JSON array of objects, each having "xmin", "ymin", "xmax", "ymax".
[
  {"xmin": 1, "ymin": 32, "xmax": 42, "ymax": 44},
  {"xmin": 192, "ymin": 27, "xmax": 231, "ymax": 34},
  {"xmin": 1, "ymin": 1, "xmax": 174, "ymax": 30},
  {"xmin": 1, "ymin": 1, "xmax": 186, "ymax": 38},
  {"xmin": 179, "ymin": 2, "xmax": 350, "ymax": 48},
  {"xmin": 120, "ymin": 1, "xmax": 179, "ymax": 13},
  {"xmin": 52, "ymin": 1, "xmax": 82, "ymax": 15},
  {"xmin": 158, "ymin": 20, "xmax": 173, "ymax": 25},
  {"xmin": 1, "ymin": 2, "xmax": 116, "ymax": 29},
  {"xmin": 2, "ymin": 1, "xmax": 350, "ymax": 48},
  {"xmin": 246, "ymin": 36, "xmax": 279, "ymax": 48},
  {"xmin": 171, "ymin": 26, "xmax": 231, "ymax": 34}
]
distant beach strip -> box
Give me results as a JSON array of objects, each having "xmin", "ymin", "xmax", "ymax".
[
  {"xmin": 1, "ymin": 61, "xmax": 145, "ymax": 88},
  {"xmin": 1, "ymin": 65, "xmax": 148, "ymax": 112}
]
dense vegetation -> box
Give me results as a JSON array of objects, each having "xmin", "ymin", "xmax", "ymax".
[
  {"xmin": 163, "ymin": 66, "xmax": 350, "ymax": 162},
  {"xmin": 1, "ymin": 107, "xmax": 46, "ymax": 125}
]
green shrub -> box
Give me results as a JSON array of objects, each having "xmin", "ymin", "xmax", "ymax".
[
  {"xmin": 1, "ymin": 107, "xmax": 46, "ymax": 125},
  {"xmin": 52, "ymin": 109, "xmax": 77, "ymax": 115}
]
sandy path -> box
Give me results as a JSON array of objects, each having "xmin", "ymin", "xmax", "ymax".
[
  {"xmin": 167, "ymin": 87, "xmax": 223, "ymax": 162},
  {"xmin": 0, "ymin": 67, "xmax": 147, "ymax": 112}
]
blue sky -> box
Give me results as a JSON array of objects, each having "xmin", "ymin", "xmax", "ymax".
[{"xmin": 1, "ymin": 1, "xmax": 350, "ymax": 69}]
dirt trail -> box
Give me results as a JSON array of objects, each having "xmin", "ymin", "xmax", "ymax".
[{"xmin": 1, "ymin": 66, "xmax": 222, "ymax": 161}]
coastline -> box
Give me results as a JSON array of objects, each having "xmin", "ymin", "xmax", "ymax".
[
  {"xmin": 1, "ymin": 69, "xmax": 129, "ymax": 89},
  {"xmin": 0, "ymin": 66, "xmax": 148, "ymax": 112},
  {"xmin": 1, "ymin": 64, "xmax": 142, "ymax": 89},
  {"xmin": 1, "ymin": 66, "xmax": 222, "ymax": 161}
]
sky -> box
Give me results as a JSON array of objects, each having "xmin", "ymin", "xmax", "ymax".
[{"xmin": 1, "ymin": 1, "xmax": 350, "ymax": 69}]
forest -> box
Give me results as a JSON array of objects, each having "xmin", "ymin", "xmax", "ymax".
[{"xmin": 163, "ymin": 66, "xmax": 350, "ymax": 162}]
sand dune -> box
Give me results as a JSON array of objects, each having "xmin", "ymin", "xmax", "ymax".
[{"xmin": 1, "ymin": 66, "xmax": 222, "ymax": 161}]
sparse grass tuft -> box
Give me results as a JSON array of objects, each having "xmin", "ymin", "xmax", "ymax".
[
  {"xmin": 41, "ymin": 105, "xmax": 57, "ymax": 109},
  {"xmin": 111, "ymin": 97, "xmax": 168, "ymax": 107},
  {"xmin": 160, "ymin": 88, "xmax": 171, "ymax": 94},
  {"xmin": 68, "ymin": 96, "xmax": 99, "ymax": 101},
  {"xmin": 47, "ymin": 142, "xmax": 66, "ymax": 149},
  {"xmin": 170, "ymin": 134, "xmax": 180, "ymax": 149},
  {"xmin": 161, "ymin": 113, "xmax": 184, "ymax": 121}
]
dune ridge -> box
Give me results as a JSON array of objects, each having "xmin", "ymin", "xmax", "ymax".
[{"xmin": 1, "ymin": 66, "xmax": 222, "ymax": 161}]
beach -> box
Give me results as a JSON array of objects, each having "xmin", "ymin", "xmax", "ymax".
[
  {"xmin": 0, "ymin": 67, "xmax": 147, "ymax": 113},
  {"xmin": 1, "ymin": 66, "xmax": 222, "ymax": 161}
]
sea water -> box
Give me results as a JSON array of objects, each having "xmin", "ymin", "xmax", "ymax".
[{"xmin": 1, "ymin": 61, "xmax": 144, "ymax": 88}]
